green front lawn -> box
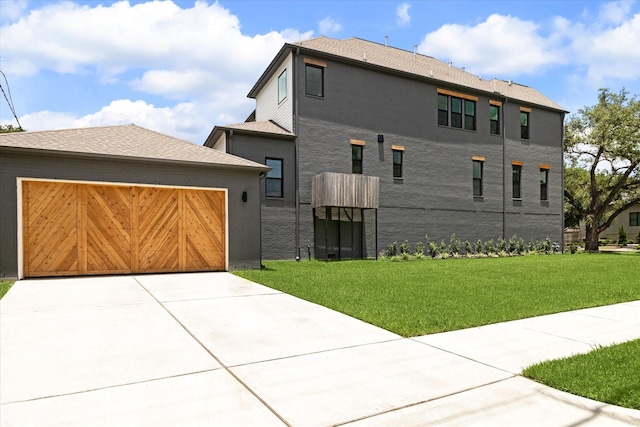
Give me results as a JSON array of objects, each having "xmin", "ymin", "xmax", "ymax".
[
  {"xmin": 0, "ymin": 281, "xmax": 14, "ymax": 300},
  {"xmin": 523, "ymin": 339, "xmax": 640, "ymax": 410},
  {"xmin": 235, "ymin": 253, "xmax": 640, "ymax": 337}
]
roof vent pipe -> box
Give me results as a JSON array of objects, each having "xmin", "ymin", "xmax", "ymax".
[
  {"xmin": 508, "ymin": 80, "xmax": 513, "ymax": 86},
  {"xmin": 413, "ymin": 44, "xmax": 417, "ymax": 57},
  {"xmin": 448, "ymin": 61, "xmax": 452, "ymax": 67},
  {"xmin": 385, "ymin": 35, "xmax": 389, "ymax": 47}
]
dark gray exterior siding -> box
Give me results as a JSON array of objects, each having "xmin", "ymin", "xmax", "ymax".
[{"xmin": 0, "ymin": 150, "xmax": 263, "ymax": 277}]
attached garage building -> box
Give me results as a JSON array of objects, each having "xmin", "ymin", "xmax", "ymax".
[{"xmin": 0, "ymin": 124, "xmax": 269, "ymax": 279}]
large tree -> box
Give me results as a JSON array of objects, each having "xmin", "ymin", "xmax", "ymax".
[
  {"xmin": 564, "ymin": 88, "xmax": 640, "ymax": 251},
  {"xmin": 0, "ymin": 124, "xmax": 24, "ymax": 133}
]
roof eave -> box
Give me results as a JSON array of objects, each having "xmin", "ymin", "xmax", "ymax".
[{"xmin": 247, "ymin": 43, "xmax": 295, "ymax": 99}]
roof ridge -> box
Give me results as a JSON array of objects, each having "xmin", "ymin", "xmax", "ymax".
[{"xmin": 0, "ymin": 123, "xmax": 137, "ymax": 136}]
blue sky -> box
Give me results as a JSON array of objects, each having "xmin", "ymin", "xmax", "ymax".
[{"xmin": 1, "ymin": 0, "xmax": 639, "ymax": 143}]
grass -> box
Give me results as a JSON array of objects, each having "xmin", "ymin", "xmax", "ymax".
[
  {"xmin": 523, "ymin": 339, "xmax": 640, "ymax": 410},
  {"xmin": 0, "ymin": 281, "xmax": 14, "ymax": 300},
  {"xmin": 235, "ymin": 252, "xmax": 640, "ymax": 337}
]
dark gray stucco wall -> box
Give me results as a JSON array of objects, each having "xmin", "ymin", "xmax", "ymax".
[
  {"xmin": 224, "ymin": 133, "xmax": 297, "ymax": 260},
  {"xmin": 0, "ymin": 150, "xmax": 263, "ymax": 277},
  {"xmin": 291, "ymin": 54, "xmax": 563, "ymax": 257}
]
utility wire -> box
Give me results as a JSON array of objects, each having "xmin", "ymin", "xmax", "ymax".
[{"xmin": 0, "ymin": 69, "xmax": 23, "ymax": 130}]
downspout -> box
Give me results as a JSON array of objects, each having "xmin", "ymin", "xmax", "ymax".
[
  {"xmin": 502, "ymin": 99, "xmax": 508, "ymax": 239},
  {"xmin": 561, "ymin": 112, "xmax": 566, "ymax": 252},
  {"xmin": 294, "ymin": 47, "xmax": 301, "ymax": 259},
  {"xmin": 259, "ymin": 172, "xmax": 265, "ymax": 267},
  {"xmin": 228, "ymin": 129, "xmax": 233, "ymax": 154}
]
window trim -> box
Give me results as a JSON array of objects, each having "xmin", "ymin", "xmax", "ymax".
[
  {"xmin": 489, "ymin": 102, "xmax": 501, "ymax": 135},
  {"xmin": 351, "ymin": 142, "xmax": 363, "ymax": 174},
  {"xmin": 277, "ymin": 69, "xmax": 287, "ymax": 104},
  {"xmin": 265, "ymin": 157, "xmax": 283, "ymax": 198},
  {"xmin": 630, "ymin": 212, "xmax": 640, "ymax": 227},
  {"xmin": 540, "ymin": 168, "xmax": 549, "ymax": 201},
  {"xmin": 392, "ymin": 145, "xmax": 404, "ymax": 178},
  {"xmin": 520, "ymin": 108, "xmax": 530, "ymax": 140},
  {"xmin": 512, "ymin": 162, "xmax": 523, "ymax": 200},
  {"xmin": 472, "ymin": 157, "xmax": 484, "ymax": 197},
  {"xmin": 305, "ymin": 63, "xmax": 324, "ymax": 97}
]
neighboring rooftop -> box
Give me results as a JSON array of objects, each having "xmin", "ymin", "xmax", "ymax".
[
  {"xmin": 255, "ymin": 36, "xmax": 566, "ymax": 112},
  {"xmin": 0, "ymin": 124, "xmax": 269, "ymax": 170},
  {"xmin": 204, "ymin": 120, "xmax": 296, "ymax": 147}
]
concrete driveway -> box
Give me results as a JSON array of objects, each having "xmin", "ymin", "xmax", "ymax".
[{"xmin": 1, "ymin": 273, "xmax": 639, "ymax": 426}]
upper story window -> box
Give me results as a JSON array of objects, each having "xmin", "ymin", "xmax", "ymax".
[
  {"xmin": 540, "ymin": 166, "xmax": 550, "ymax": 201},
  {"xmin": 437, "ymin": 89, "xmax": 477, "ymax": 131},
  {"xmin": 490, "ymin": 102, "xmax": 501, "ymax": 135},
  {"xmin": 278, "ymin": 69, "xmax": 287, "ymax": 104},
  {"xmin": 512, "ymin": 162, "xmax": 523, "ymax": 199},
  {"xmin": 392, "ymin": 145, "xmax": 404, "ymax": 178},
  {"xmin": 305, "ymin": 64, "xmax": 324, "ymax": 97},
  {"xmin": 472, "ymin": 157, "xmax": 485, "ymax": 197},
  {"xmin": 265, "ymin": 158, "xmax": 283, "ymax": 198},
  {"xmin": 520, "ymin": 108, "xmax": 531, "ymax": 139},
  {"xmin": 629, "ymin": 212, "xmax": 639, "ymax": 227},
  {"xmin": 351, "ymin": 140, "xmax": 364, "ymax": 174}
]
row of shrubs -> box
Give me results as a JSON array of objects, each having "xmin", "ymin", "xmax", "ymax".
[{"xmin": 380, "ymin": 234, "xmax": 561, "ymax": 260}]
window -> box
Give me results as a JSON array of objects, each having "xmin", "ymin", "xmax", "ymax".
[
  {"xmin": 473, "ymin": 160, "xmax": 483, "ymax": 196},
  {"xmin": 437, "ymin": 90, "xmax": 477, "ymax": 131},
  {"xmin": 392, "ymin": 147, "xmax": 403, "ymax": 178},
  {"xmin": 352, "ymin": 144, "xmax": 363, "ymax": 174},
  {"xmin": 305, "ymin": 64, "xmax": 323, "ymax": 97},
  {"xmin": 512, "ymin": 164, "xmax": 522, "ymax": 199},
  {"xmin": 630, "ymin": 212, "xmax": 640, "ymax": 227},
  {"xmin": 540, "ymin": 168, "xmax": 549, "ymax": 201},
  {"xmin": 490, "ymin": 104, "xmax": 500, "ymax": 135},
  {"xmin": 438, "ymin": 94, "xmax": 448, "ymax": 126},
  {"xmin": 265, "ymin": 158, "xmax": 283, "ymax": 198},
  {"xmin": 278, "ymin": 69, "xmax": 287, "ymax": 104},
  {"xmin": 520, "ymin": 110, "xmax": 530, "ymax": 139}
]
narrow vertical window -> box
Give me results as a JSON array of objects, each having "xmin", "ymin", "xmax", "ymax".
[
  {"xmin": 392, "ymin": 148, "xmax": 403, "ymax": 178},
  {"xmin": 490, "ymin": 104, "xmax": 500, "ymax": 135},
  {"xmin": 540, "ymin": 168, "xmax": 549, "ymax": 201},
  {"xmin": 438, "ymin": 94, "xmax": 448, "ymax": 126},
  {"xmin": 512, "ymin": 164, "xmax": 522, "ymax": 199},
  {"xmin": 451, "ymin": 97, "xmax": 462, "ymax": 128},
  {"xmin": 464, "ymin": 99, "xmax": 476, "ymax": 130},
  {"xmin": 630, "ymin": 212, "xmax": 640, "ymax": 227},
  {"xmin": 520, "ymin": 110, "xmax": 530, "ymax": 139},
  {"xmin": 352, "ymin": 144, "xmax": 363, "ymax": 174},
  {"xmin": 473, "ymin": 160, "xmax": 483, "ymax": 196},
  {"xmin": 305, "ymin": 64, "xmax": 324, "ymax": 97},
  {"xmin": 278, "ymin": 69, "xmax": 287, "ymax": 104},
  {"xmin": 265, "ymin": 158, "xmax": 283, "ymax": 198}
]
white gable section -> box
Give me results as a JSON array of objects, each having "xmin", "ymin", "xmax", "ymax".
[{"xmin": 256, "ymin": 52, "xmax": 293, "ymax": 132}]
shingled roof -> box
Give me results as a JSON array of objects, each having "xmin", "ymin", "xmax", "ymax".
[
  {"xmin": 204, "ymin": 120, "xmax": 296, "ymax": 148},
  {"xmin": 251, "ymin": 36, "xmax": 566, "ymax": 112},
  {"xmin": 0, "ymin": 124, "xmax": 269, "ymax": 171}
]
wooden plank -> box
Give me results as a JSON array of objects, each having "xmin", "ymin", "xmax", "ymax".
[
  {"xmin": 77, "ymin": 184, "xmax": 87, "ymax": 275},
  {"xmin": 131, "ymin": 186, "xmax": 139, "ymax": 273},
  {"xmin": 184, "ymin": 189, "xmax": 226, "ymax": 271},
  {"xmin": 437, "ymin": 88, "xmax": 479, "ymax": 101},
  {"xmin": 303, "ymin": 57, "xmax": 327, "ymax": 67},
  {"xmin": 22, "ymin": 181, "xmax": 30, "ymax": 277},
  {"xmin": 471, "ymin": 156, "xmax": 486, "ymax": 161}
]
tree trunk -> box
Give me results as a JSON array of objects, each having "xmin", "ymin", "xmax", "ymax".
[{"xmin": 584, "ymin": 225, "xmax": 600, "ymax": 252}]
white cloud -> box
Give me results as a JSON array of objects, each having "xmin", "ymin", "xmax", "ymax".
[
  {"xmin": 0, "ymin": 0, "xmax": 28, "ymax": 22},
  {"xmin": 396, "ymin": 3, "xmax": 411, "ymax": 27},
  {"xmin": 417, "ymin": 8, "xmax": 640, "ymax": 84},
  {"xmin": 319, "ymin": 16, "xmax": 342, "ymax": 34},
  {"xmin": 418, "ymin": 14, "xmax": 564, "ymax": 76}
]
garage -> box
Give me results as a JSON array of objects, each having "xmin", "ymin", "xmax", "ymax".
[
  {"xmin": 0, "ymin": 124, "xmax": 269, "ymax": 279},
  {"xmin": 21, "ymin": 180, "xmax": 226, "ymax": 277}
]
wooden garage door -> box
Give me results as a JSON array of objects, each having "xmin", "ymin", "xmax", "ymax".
[{"xmin": 22, "ymin": 180, "xmax": 226, "ymax": 277}]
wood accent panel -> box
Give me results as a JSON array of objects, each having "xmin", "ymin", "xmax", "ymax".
[
  {"xmin": 303, "ymin": 58, "xmax": 327, "ymax": 67},
  {"xmin": 391, "ymin": 145, "xmax": 405, "ymax": 151},
  {"xmin": 22, "ymin": 180, "xmax": 226, "ymax": 277},
  {"xmin": 349, "ymin": 139, "xmax": 366, "ymax": 146},
  {"xmin": 471, "ymin": 156, "xmax": 486, "ymax": 161},
  {"xmin": 511, "ymin": 161, "xmax": 524, "ymax": 166},
  {"xmin": 312, "ymin": 172, "xmax": 379, "ymax": 209},
  {"xmin": 539, "ymin": 164, "xmax": 551, "ymax": 170},
  {"xmin": 23, "ymin": 181, "xmax": 78, "ymax": 277},
  {"xmin": 437, "ymin": 88, "xmax": 479, "ymax": 101},
  {"xmin": 520, "ymin": 107, "xmax": 532, "ymax": 112},
  {"xmin": 489, "ymin": 100, "xmax": 503, "ymax": 106}
]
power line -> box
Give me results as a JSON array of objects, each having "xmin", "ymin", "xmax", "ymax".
[{"xmin": 0, "ymin": 69, "xmax": 23, "ymax": 130}]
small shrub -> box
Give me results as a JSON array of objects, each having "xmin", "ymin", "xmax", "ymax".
[
  {"xmin": 637, "ymin": 228, "xmax": 640, "ymax": 244},
  {"xmin": 440, "ymin": 239, "xmax": 449, "ymax": 257},
  {"xmin": 414, "ymin": 241, "xmax": 424, "ymax": 259},
  {"xmin": 527, "ymin": 240, "xmax": 537, "ymax": 254},
  {"xmin": 497, "ymin": 237, "xmax": 507, "ymax": 253},
  {"xmin": 569, "ymin": 243, "xmax": 579, "ymax": 254},
  {"xmin": 618, "ymin": 225, "xmax": 627, "ymax": 246},
  {"xmin": 427, "ymin": 241, "xmax": 439, "ymax": 258},
  {"xmin": 498, "ymin": 250, "xmax": 509, "ymax": 257},
  {"xmin": 386, "ymin": 241, "xmax": 398, "ymax": 257},
  {"xmin": 537, "ymin": 237, "xmax": 551, "ymax": 254},
  {"xmin": 476, "ymin": 239, "xmax": 484, "ymax": 256},
  {"xmin": 485, "ymin": 239, "xmax": 495, "ymax": 256},
  {"xmin": 400, "ymin": 240, "xmax": 411, "ymax": 256},
  {"xmin": 463, "ymin": 240, "xmax": 473, "ymax": 257},
  {"xmin": 449, "ymin": 233, "xmax": 461, "ymax": 255}
]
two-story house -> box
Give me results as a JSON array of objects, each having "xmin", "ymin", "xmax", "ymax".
[{"xmin": 205, "ymin": 36, "xmax": 567, "ymax": 260}]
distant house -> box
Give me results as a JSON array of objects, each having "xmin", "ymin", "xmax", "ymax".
[
  {"xmin": 0, "ymin": 124, "xmax": 268, "ymax": 278},
  {"xmin": 205, "ymin": 36, "xmax": 567, "ymax": 260},
  {"xmin": 580, "ymin": 203, "xmax": 640, "ymax": 243}
]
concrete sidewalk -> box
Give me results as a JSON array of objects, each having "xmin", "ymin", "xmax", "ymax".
[{"xmin": 1, "ymin": 273, "xmax": 639, "ymax": 426}]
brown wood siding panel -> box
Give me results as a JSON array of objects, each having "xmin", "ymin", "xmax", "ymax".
[
  {"xmin": 23, "ymin": 181, "xmax": 78, "ymax": 277},
  {"xmin": 22, "ymin": 180, "xmax": 227, "ymax": 277},
  {"xmin": 137, "ymin": 187, "xmax": 180, "ymax": 273},
  {"xmin": 184, "ymin": 190, "xmax": 226, "ymax": 271},
  {"xmin": 311, "ymin": 172, "xmax": 379, "ymax": 209}
]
